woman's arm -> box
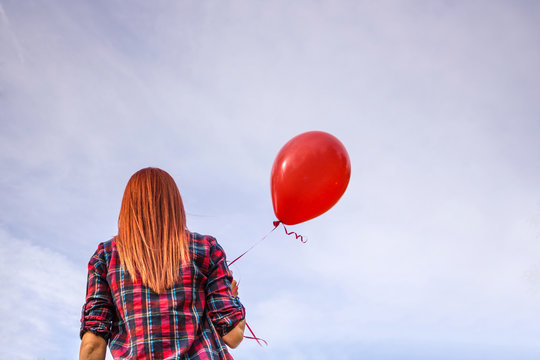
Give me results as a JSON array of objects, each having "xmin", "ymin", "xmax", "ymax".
[
  {"xmin": 221, "ymin": 279, "xmax": 245, "ymax": 348},
  {"xmin": 222, "ymin": 319, "xmax": 246, "ymax": 349},
  {"xmin": 80, "ymin": 243, "xmax": 114, "ymax": 360},
  {"xmin": 205, "ymin": 239, "xmax": 246, "ymax": 348},
  {"xmin": 79, "ymin": 332, "xmax": 107, "ymax": 360}
]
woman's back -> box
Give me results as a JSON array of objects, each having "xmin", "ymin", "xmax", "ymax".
[{"xmin": 81, "ymin": 232, "xmax": 244, "ymax": 359}]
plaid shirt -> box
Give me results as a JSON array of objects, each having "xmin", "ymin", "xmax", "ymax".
[{"xmin": 80, "ymin": 232, "xmax": 245, "ymax": 359}]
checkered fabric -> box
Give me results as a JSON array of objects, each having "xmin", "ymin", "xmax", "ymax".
[{"xmin": 80, "ymin": 232, "xmax": 245, "ymax": 359}]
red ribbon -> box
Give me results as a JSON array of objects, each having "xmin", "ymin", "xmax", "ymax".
[
  {"xmin": 274, "ymin": 221, "xmax": 308, "ymax": 243},
  {"xmin": 227, "ymin": 222, "xmax": 280, "ymax": 267},
  {"xmin": 244, "ymin": 321, "xmax": 268, "ymax": 346},
  {"xmin": 227, "ymin": 220, "xmax": 307, "ymax": 347}
]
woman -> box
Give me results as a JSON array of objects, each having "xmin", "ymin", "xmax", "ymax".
[{"xmin": 79, "ymin": 168, "xmax": 245, "ymax": 360}]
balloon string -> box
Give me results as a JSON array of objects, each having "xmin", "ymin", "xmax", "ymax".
[
  {"xmin": 244, "ymin": 321, "xmax": 268, "ymax": 347},
  {"xmin": 273, "ymin": 221, "xmax": 308, "ymax": 243},
  {"xmin": 227, "ymin": 222, "xmax": 280, "ymax": 267},
  {"xmin": 226, "ymin": 220, "xmax": 306, "ymax": 348},
  {"xmin": 227, "ymin": 223, "xmax": 277, "ymax": 347}
]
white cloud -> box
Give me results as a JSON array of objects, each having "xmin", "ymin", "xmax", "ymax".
[{"xmin": 0, "ymin": 227, "xmax": 86, "ymax": 359}]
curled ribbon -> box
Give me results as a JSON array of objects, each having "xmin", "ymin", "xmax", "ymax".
[
  {"xmin": 228, "ymin": 221, "xmax": 307, "ymax": 267},
  {"xmin": 273, "ymin": 221, "xmax": 308, "ymax": 243}
]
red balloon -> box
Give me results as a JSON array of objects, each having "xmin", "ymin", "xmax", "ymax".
[{"xmin": 271, "ymin": 131, "xmax": 351, "ymax": 225}]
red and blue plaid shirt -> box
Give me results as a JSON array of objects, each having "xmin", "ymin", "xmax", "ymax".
[{"xmin": 80, "ymin": 232, "xmax": 245, "ymax": 359}]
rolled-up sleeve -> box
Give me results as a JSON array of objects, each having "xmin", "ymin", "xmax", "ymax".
[
  {"xmin": 205, "ymin": 238, "xmax": 246, "ymax": 337},
  {"xmin": 80, "ymin": 243, "xmax": 114, "ymax": 341}
]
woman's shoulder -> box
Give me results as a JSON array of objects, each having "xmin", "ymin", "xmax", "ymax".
[
  {"xmin": 85, "ymin": 237, "xmax": 117, "ymax": 276},
  {"xmin": 188, "ymin": 232, "xmax": 227, "ymax": 268},
  {"xmin": 102, "ymin": 238, "xmax": 115, "ymax": 250},
  {"xmin": 90, "ymin": 238, "xmax": 117, "ymax": 265},
  {"xmin": 188, "ymin": 231, "xmax": 217, "ymax": 256}
]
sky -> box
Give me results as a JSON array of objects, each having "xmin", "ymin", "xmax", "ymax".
[{"xmin": 1, "ymin": 0, "xmax": 540, "ymax": 359}]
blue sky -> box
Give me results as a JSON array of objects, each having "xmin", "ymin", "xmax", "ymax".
[{"xmin": 1, "ymin": 1, "xmax": 540, "ymax": 359}]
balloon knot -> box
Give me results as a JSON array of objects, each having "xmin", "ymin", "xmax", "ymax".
[{"xmin": 273, "ymin": 220, "xmax": 281, "ymax": 228}]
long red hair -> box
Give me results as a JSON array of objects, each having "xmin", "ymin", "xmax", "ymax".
[{"xmin": 116, "ymin": 167, "xmax": 190, "ymax": 294}]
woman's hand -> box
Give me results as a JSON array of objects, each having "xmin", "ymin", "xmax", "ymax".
[
  {"xmin": 222, "ymin": 276, "xmax": 244, "ymax": 348},
  {"xmin": 79, "ymin": 332, "xmax": 107, "ymax": 360},
  {"xmin": 231, "ymin": 279, "xmax": 239, "ymax": 297},
  {"xmin": 222, "ymin": 319, "xmax": 245, "ymax": 349}
]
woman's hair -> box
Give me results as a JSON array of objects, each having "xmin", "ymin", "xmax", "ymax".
[{"xmin": 116, "ymin": 167, "xmax": 190, "ymax": 294}]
